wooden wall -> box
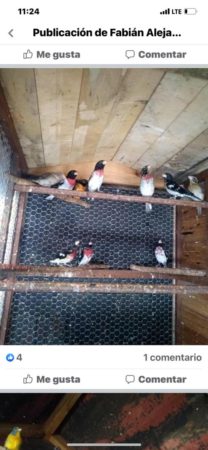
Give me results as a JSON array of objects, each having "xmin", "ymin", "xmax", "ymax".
[
  {"xmin": 176, "ymin": 170, "xmax": 208, "ymax": 344},
  {"xmin": 1, "ymin": 69, "xmax": 208, "ymax": 180}
]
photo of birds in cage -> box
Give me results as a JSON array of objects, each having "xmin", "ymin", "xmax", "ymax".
[
  {"xmin": 0, "ymin": 68, "xmax": 207, "ymax": 345},
  {"xmin": 0, "ymin": 393, "xmax": 208, "ymax": 449}
]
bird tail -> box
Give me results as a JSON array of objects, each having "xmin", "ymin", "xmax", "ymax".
[
  {"xmin": 145, "ymin": 202, "xmax": 152, "ymax": 212},
  {"xmin": 187, "ymin": 192, "xmax": 201, "ymax": 201},
  {"xmin": 197, "ymin": 206, "xmax": 202, "ymax": 216},
  {"xmin": 46, "ymin": 194, "xmax": 54, "ymax": 200}
]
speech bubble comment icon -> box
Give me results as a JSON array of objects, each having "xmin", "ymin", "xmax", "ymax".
[
  {"xmin": 125, "ymin": 374, "xmax": 135, "ymax": 384},
  {"xmin": 125, "ymin": 50, "xmax": 135, "ymax": 59}
]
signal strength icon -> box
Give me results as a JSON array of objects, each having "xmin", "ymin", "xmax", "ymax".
[{"xmin": 160, "ymin": 8, "xmax": 170, "ymax": 14}]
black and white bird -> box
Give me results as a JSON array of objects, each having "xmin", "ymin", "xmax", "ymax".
[
  {"xmin": 50, "ymin": 240, "xmax": 80, "ymax": 265},
  {"xmin": 139, "ymin": 165, "xmax": 155, "ymax": 212},
  {"xmin": 162, "ymin": 173, "xmax": 201, "ymax": 201},
  {"xmin": 88, "ymin": 160, "xmax": 106, "ymax": 194},
  {"xmin": 155, "ymin": 239, "xmax": 168, "ymax": 267},
  {"xmin": 188, "ymin": 176, "xmax": 204, "ymax": 215},
  {"xmin": 78, "ymin": 241, "xmax": 94, "ymax": 266},
  {"xmin": 22, "ymin": 170, "xmax": 78, "ymax": 200}
]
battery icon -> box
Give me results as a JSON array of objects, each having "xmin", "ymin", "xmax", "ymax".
[{"xmin": 184, "ymin": 8, "xmax": 197, "ymax": 14}]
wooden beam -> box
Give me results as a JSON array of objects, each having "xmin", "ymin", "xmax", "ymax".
[
  {"xmin": 47, "ymin": 434, "xmax": 72, "ymax": 450},
  {"xmin": 0, "ymin": 279, "xmax": 208, "ymax": 294},
  {"xmin": 10, "ymin": 176, "xmax": 90, "ymax": 208},
  {"xmin": 0, "ymin": 81, "xmax": 27, "ymax": 170},
  {"xmin": 130, "ymin": 264, "xmax": 206, "ymax": 277},
  {"xmin": 0, "ymin": 264, "xmax": 206, "ymax": 280},
  {"xmin": 0, "ymin": 424, "xmax": 43, "ymax": 438},
  {"xmin": 14, "ymin": 184, "xmax": 208, "ymax": 209},
  {"xmin": 0, "ymin": 193, "xmax": 27, "ymax": 344},
  {"xmin": 44, "ymin": 394, "xmax": 81, "ymax": 436},
  {"xmin": 28, "ymin": 161, "xmax": 164, "ymax": 189}
]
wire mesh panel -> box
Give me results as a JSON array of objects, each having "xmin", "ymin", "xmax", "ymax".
[{"xmin": 6, "ymin": 186, "xmax": 174, "ymax": 345}]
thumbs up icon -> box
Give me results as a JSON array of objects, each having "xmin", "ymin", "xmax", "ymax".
[
  {"xmin": 23, "ymin": 374, "xmax": 33, "ymax": 384},
  {"xmin": 23, "ymin": 49, "xmax": 33, "ymax": 59}
]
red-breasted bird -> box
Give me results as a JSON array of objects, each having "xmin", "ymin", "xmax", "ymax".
[
  {"xmin": 139, "ymin": 165, "xmax": 155, "ymax": 212},
  {"xmin": 188, "ymin": 175, "xmax": 204, "ymax": 216},
  {"xmin": 22, "ymin": 170, "xmax": 78, "ymax": 200},
  {"xmin": 4, "ymin": 427, "xmax": 22, "ymax": 450},
  {"xmin": 155, "ymin": 240, "xmax": 167, "ymax": 267},
  {"xmin": 78, "ymin": 241, "xmax": 94, "ymax": 266},
  {"xmin": 162, "ymin": 173, "xmax": 201, "ymax": 201},
  {"xmin": 88, "ymin": 160, "xmax": 106, "ymax": 193},
  {"xmin": 50, "ymin": 240, "xmax": 80, "ymax": 265}
]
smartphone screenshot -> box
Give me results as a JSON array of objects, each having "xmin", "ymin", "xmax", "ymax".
[{"xmin": 0, "ymin": 1, "xmax": 208, "ymax": 448}]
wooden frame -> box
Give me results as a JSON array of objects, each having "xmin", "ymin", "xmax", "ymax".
[
  {"xmin": 0, "ymin": 394, "xmax": 81, "ymax": 449},
  {"xmin": 0, "ymin": 82, "xmax": 27, "ymax": 171},
  {"xmin": 0, "ymin": 193, "xmax": 27, "ymax": 345},
  {"xmin": 1, "ymin": 182, "xmax": 207, "ymax": 343},
  {"xmin": 15, "ymin": 183, "xmax": 208, "ymax": 209}
]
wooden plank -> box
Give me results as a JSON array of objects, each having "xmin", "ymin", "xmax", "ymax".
[
  {"xmin": 175, "ymin": 205, "xmax": 183, "ymax": 344},
  {"xmin": 35, "ymin": 69, "xmax": 83, "ymax": 166},
  {"xmin": 9, "ymin": 177, "xmax": 90, "ymax": 208},
  {"xmin": 44, "ymin": 394, "xmax": 81, "ymax": 436},
  {"xmin": 0, "ymin": 264, "xmax": 197, "ymax": 281},
  {"xmin": 0, "ymin": 193, "xmax": 27, "ymax": 344},
  {"xmin": 181, "ymin": 325, "xmax": 208, "ymax": 345},
  {"xmin": 27, "ymin": 161, "xmax": 165, "ymax": 189},
  {"xmin": 47, "ymin": 435, "xmax": 72, "ymax": 450},
  {"xmin": 71, "ymin": 69, "xmax": 124, "ymax": 162},
  {"xmin": 0, "ymin": 80, "xmax": 27, "ymax": 170},
  {"xmin": 0, "ymin": 279, "xmax": 208, "ymax": 294},
  {"xmin": 130, "ymin": 264, "xmax": 206, "ymax": 277},
  {"xmin": 0, "ymin": 69, "xmax": 43, "ymax": 168},
  {"xmin": 14, "ymin": 184, "xmax": 208, "ymax": 209},
  {"xmin": 137, "ymin": 79, "xmax": 208, "ymax": 171},
  {"xmin": 181, "ymin": 307, "xmax": 208, "ymax": 339},
  {"xmin": 114, "ymin": 72, "xmax": 208, "ymax": 168},
  {"xmin": 94, "ymin": 69, "xmax": 164, "ymax": 161},
  {"xmin": 163, "ymin": 128, "xmax": 208, "ymax": 177},
  {"xmin": 0, "ymin": 424, "xmax": 43, "ymax": 438},
  {"xmin": 176, "ymin": 171, "xmax": 208, "ymax": 344}
]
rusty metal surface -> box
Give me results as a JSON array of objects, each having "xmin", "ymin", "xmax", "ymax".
[
  {"xmin": 60, "ymin": 393, "xmax": 208, "ymax": 450},
  {"xmin": 0, "ymin": 394, "xmax": 207, "ymax": 449}
]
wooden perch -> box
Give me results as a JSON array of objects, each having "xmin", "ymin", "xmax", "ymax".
[
  {"xmin": 0, "ymin": 264, "xmax": 205, "ymax": 280},
  {"xmin": 11, "ymin": 177, "xmax": 90, "ymax": 208},
  {"xmin": 130, "ymin": 264, "xmax": 207, "ymax": 277},
  {"xmin": 54, "ymin": 193, "xmax": 90, "ymax": 208},
  {"xmin": 15, "ymin": 183, "xmax": 208, "ymax": 209},
  {"xmin": 0, "ymin": 279, "xmax": 208, "ymax": 294}
]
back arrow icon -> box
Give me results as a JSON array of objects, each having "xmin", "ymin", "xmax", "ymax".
[{"xmin": 8, "ymin": 29, "xmax": 14, "ymax": 37}]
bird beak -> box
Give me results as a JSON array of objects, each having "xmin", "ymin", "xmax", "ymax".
[
  {"xmin": 75, "ymin": 172, "xmax": 78, "ymax": 176},
  {"xmin": 18, "ymin": 428, "xmax": 22, "ymax": 432},
  {"xmin": 103, "ymin": 161, "xmax": 107, "ymax": 165},
  {"xmin": 162, "ymin": 174, "xmax": 166, "ymax": 178}
]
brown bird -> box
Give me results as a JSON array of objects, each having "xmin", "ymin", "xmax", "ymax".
[
  {"xmin": 74, "ymin": 179, "xmax": 88, "ymax": 192},
  {"xmin": 188, "ymin": 175, "xmax": 204, "ymax": 216}
]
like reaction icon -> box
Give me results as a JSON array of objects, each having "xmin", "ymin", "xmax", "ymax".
[
  {"xmin": 23, "ymin": 374, "xmax": 33, "ymax": 384},
  {"xmin": 23, "ymin": 49, "xmax": 33, "ymax": 59}
]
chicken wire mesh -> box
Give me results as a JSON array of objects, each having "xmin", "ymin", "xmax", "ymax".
[{"xmin": 6, "ymin": 186, "xmax": 174, "ymax": 345}]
